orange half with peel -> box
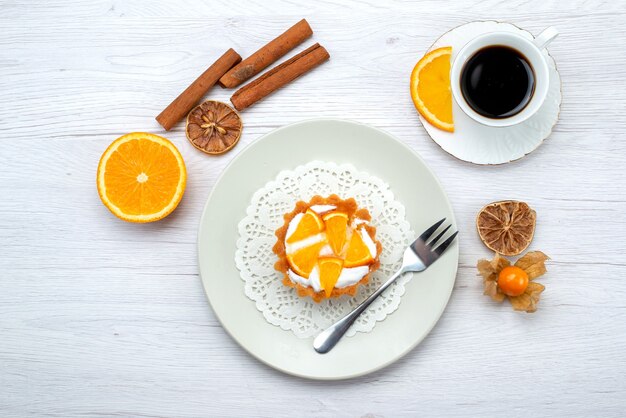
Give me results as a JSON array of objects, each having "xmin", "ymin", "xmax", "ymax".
[
  {"xmin": 97, "ymin": 132, "xmax": 187, "ymax": 223},
  {"xmin": 410, "ymin": 46, "xmax": 454, "ymax": 132}
]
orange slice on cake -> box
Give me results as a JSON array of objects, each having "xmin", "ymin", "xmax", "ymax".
[
  {"xmin": 286, "ymin": 240, "xmax": 327, "ymax": 278},
  {"xmin": 344, "ymin": 229, "xmax": 374, "ymax": 268},
  {"xmin": 323, "ymin": 211, "xmax": 349, "ymax": 255},
  {"xmin": 286, "ymin": 209, "xmax": 324, "ymax": 244},
  {"xmin": 410, "ymin": 46, "xmax": 454, "ymax": 132},
  {"xmin": 318, "ymin": 257, "xmax": 344, "ymax": 297}
]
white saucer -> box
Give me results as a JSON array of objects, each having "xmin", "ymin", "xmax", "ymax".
[{"xmin": 420, "ymin": 21, "xmax": 562, "ymax": 165}]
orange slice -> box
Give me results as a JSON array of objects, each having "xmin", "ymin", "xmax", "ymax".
[
  {"xmin": 344, "ymin": 229, "xmax": 374, "ymax": 268},
  {"xmin": 97, "ymin": 132, "xmax": 187, "ymax": 223},
  {"xmin": 410, "ymin": 46, "xmax": 454, "ymax": 132},
  {"xmin": 318, "ymin": 257, "xmax": 344, "ymax": 297},
  {"xmin": 322, "ymin": 212, "xmax": 349, "ymax": 255},
  {"xmin": 286, "ymin": 241, "xmax": 326, "ymax": 278},
  {"xmin": 286, "ymin": 209, "xmax": 324, "ymax": 244}
]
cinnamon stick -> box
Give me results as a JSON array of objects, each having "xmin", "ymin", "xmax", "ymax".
[
  {"xmin": 230, "ymin": 43, "xmax": 329, "ymax": 111},
  {"xmin": 156, "ymin": 48, "xmax": 242, "ymax": 131},
  {"xmin": 218, "ymin": 19, "xmax": 313, "ymax": 89}
]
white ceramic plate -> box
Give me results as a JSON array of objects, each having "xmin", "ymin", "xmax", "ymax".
[
  {"xmin": 198, "ymin": 119, "xmax": 458, "ymax": 380},
  {"xmin": 421, "ymin": 21, "xmax": 562, "ymax": 165}
]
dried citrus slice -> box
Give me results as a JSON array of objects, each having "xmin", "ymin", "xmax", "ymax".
[
  {"xmin": 344, "ymin": 229, "xmax": 374, "ymax": 268},
  {"xmin": 477, "ymin": 200, "xmax": 536, "ymax": 256},
  {"xmin": 97, "ymin": 132, "xmax": 186, "ymax": 223},
  {"xmin": 286, "ymin": 241, "xmax": 327, "ymax": 278},
  {"xmin": 186, "ymin": 101, "xmax": 243, "ymax": 155},
  {"xmin": 410, "ymin": 46, "xmax": 454, "ymax": 132},
  {"xmin": 323, "ymin": 211, "xmax": 349, "ymax": 255},
  {"xmin": 286, "ymin": 209, "xmax": 324, "ymax": 244},
  {"xmin": 318, "ymin": 257, "xmax": 344, "ymax": 297}
]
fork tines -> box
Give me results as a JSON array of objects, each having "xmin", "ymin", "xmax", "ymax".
[{"xmin": 418, "ymin": 218, "xmax": 458, "ymax": 257}]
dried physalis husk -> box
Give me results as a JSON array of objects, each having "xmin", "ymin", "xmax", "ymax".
[
  {"xmin": 186, "ymin": 100, "xmax": 243, "ymax": 155},
  {"xmin": 477, "ymin": 251, "xmax": 550, "ymax": 313},
  {"xmin": 476, "ymin": 201, "xmax": 536, "ymax": 256},
  {"xmin": 514, "ymin": 250, "xmax": 549, "ymax": 280},
  {"xmin": 477, "ymin": 253, "xmax": 509, "ymax": 302},
  {"xmin": 509, "ymin": 281, "xmax": 545, "ymax": 313}
]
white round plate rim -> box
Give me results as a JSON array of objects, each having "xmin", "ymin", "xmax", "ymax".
[
  {"xmin": 419, "ymin": 20, "xmax": 562, "ymax": 165},
  {"xmin": 197, "ymin": 118, "xmax": 459, "ymax": 380}
]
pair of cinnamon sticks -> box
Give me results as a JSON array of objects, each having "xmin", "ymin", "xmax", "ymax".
[{"xmin": 156, "ymin": 19, "xmax": 329, "ymax": 131}]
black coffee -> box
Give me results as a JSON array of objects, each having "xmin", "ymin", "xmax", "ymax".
[{"xmin": 460, "ymin": 45, "xmax": 535, "ymax": 119}]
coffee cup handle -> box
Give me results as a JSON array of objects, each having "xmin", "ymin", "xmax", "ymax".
[{"xmin": 533, "ymin": 26, "xmax": 559, "ymax": 50}]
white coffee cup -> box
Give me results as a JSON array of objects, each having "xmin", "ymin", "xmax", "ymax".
[{"xmin": 450, "ymin": 27, "xmax": 558, "ymax": 127}]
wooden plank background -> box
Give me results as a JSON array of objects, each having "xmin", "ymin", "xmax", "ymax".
[{"xmin": 1, "ymin": 0, "xmax": 625, "ymax": 416}]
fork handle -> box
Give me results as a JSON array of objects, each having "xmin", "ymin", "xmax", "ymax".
[{"xmin": 313, "ymin": 268, "xmax": 406, "ymax": 354}]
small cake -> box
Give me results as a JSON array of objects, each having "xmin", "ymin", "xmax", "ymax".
[{"xmin": 272, "ymin": 195, "xmax": 382, "ymax": 303}]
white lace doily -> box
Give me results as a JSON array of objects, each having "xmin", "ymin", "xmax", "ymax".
[{"xmin": 235, "ymin": 161, "xmax": 414, "ymax": 338}]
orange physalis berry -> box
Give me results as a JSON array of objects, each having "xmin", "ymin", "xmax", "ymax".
[{"xmin": 497, "ymin": 266, "xmax": 529, "ymax": 297}]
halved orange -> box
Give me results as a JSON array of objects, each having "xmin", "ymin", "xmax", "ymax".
[
  {"xmin": 344, "ymin": 229, "xmax": 374, "ymax": 268},
  {"xmin": 323, "ymin": 211, "xmax": 349, "ymax": 255},
  {"xmin": 97, "ymin": 132, "xmax": 187, "ymax": 223},
  {"xmin": 286, "ymin": 241, "xmax": 327, "ymax": 278},
  {"xmin": 286, "ymin": 209, "xmax": 324, "ymax": 244},
  {"xmin": 318, "ymin": 257, "xmax": 344, "ymax": 297},
  {"xmin": 410, "ymin": 46, "xmax": 454, "ymax": 132}
]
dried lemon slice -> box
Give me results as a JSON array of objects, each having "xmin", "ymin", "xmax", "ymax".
[
  {"xmin": 185, "ymin": 100, "xmax": 243, "ymax": 155},
  {"xmin": 477, "ymin": 200, "xmax": 536, "ymax": 256}
]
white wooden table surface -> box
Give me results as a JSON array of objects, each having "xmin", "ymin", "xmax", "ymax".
[{"xmin": 2, "ymin": 1, "xmax": 626, "ymax": 416}]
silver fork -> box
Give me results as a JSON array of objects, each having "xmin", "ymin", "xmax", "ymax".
[{"xmin": 313, "ymin": 218, "xmax": 458, "ymax": 354}]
